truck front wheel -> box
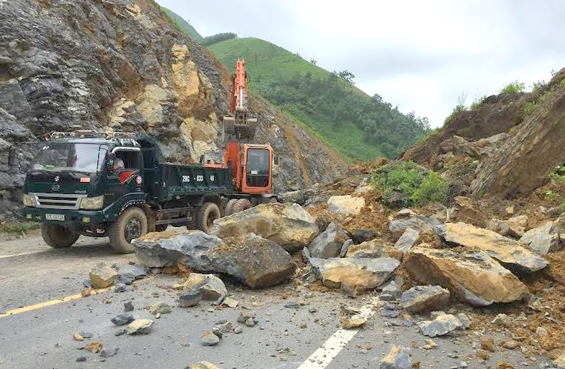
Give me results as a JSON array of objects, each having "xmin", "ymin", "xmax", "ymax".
[
  {"xmin": 109, "ymin": 207, "xmax": 148, "ymax": 254},
  {"xmin": 41, "ymin": 224, "xmax": 79, "ymax": 249},
  {"xmin": 197, "ymin": 202, "xmax": 221, "ymax": 234}
]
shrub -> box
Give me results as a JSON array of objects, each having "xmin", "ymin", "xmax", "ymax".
[
  {"xmin": 532, "ymin": 80, "xmax": 546, "ymax": 94},
  {"xmin": 470, "ymin": 95, "xmax": 487, "ymax": 110},
  {"xmin": 371, "ymin": 162, "xmax": 449, "ymax": 208},
  {"xmin": 500, "ymin": 81, "xmax": 525, "ymax": 94},
  {"xmin": 444, "ymin": 93, "xmax": 467, "ymax": 126}
]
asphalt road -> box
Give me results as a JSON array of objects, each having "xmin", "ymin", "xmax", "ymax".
[{"xmin": 0, "ymin": 234, "xmax": 555, "ymax": 369}]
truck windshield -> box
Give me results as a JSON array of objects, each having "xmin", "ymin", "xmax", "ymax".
[
  {"xmin": 31, "ymin": 143, "xmax": 106, "ymax": 173},
  {"xmin": 246, "ymin": 148, "xmax": 270, "ymax": 175}
]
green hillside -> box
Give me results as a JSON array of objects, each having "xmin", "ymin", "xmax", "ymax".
[
  {"xmin": 209, "ymin": 38, "xmax": 430, "ymax": 161},
  {"xmin": 161, "ymin": 7, "xmax": 203, "ymax": 42}
]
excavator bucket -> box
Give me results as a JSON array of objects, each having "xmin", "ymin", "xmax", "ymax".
[{"xmin": 223, "ymin": 116, "xmax": 257, "ymax": 141}]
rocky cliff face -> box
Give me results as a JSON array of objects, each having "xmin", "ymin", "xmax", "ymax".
[
  {"xmin": 401, "ymin": 68, "xmax": 565, "ymax": 200},
  {"xmin": 0, "ymin": 0, "xmax": 345, "ymax": 219}
]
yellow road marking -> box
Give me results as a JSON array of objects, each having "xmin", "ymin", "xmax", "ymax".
[
  {"xmin": 0, "ymin": 251, "xmax": 46, "ymax": 260},
  {"xmin": 0, "ymin": 287, "xmax": 113, "ymax": 319}
]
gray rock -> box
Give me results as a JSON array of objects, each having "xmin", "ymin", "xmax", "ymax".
[
  {"xmin": 114, "ymin": 282, "xmax": 126, "ymax": 293},
  {"xmin": 124, "ymin": 301, "xmax": 134, "ymax": 312},
  {"xmin": 394, "ymin": 228, "xmax": 420, "ymax": 254},
  {"xmin": 134, "ymin": 231, "xmax": 296, "ymax": 288},
  {"xmin": 76, "ymin": 356, "xmax": 87, "ymax": 362},
  {"xmin": 127, "ymin": 319, "xmax": 154, "ymax": 335},
  {"xmin": 79, "ymin": 332, "xmax": 93, "ymax": 339},
  {"xmin": 352, "ymin": 228, "xmax": 377, "ymax": 244},
  {"xmin": 309, "ymin": 257, "xmax": 400, "ymax": 293},
  {"xmin": 183, "ymin": 273, "xmax": 227, "ymax": 301},
  {"xmin": 389, "ymin": 218, "xmax": 426, "ymax": 239},
  {"xmin": 457, "ymin": 313, "xmax": 472, "ymax": 330},
  {"xmin": 218, "ymin": 322, "xmax": 233, "ymax": 334},
  {"xmin": 401, "ymin": 285, "xmax": 450, "ymax": 313},
  {"xmin": 115, "ymin": 264, "xmax": 148, "ymax": 285},
  {"xmin": 520, "ymin": 221, "xmax": 561, "ymax": 255},
  {"xmin": 418, "ymin": 314, "xmax": 461, "ymax": 337},
  {"xmin": 111, "ymin": 313, "xmax": 134, "ymax": 326},
  {"xmin": 380, "ymin": 346, "xmax": 412, "ymax": 369},
  {"xmin": 430, "ymin": 311, "xmax": 446, "ymax": 320},
  {"xmin": 397, "ymin": 209, "xmax": 416, "ymax": 219},
  {"xmin": 381, "ymin": 280, "xmax": 402, "ymax": 300},
  {"xmin": 100, "ymin": 347, "xmax": 119, "ymax": 358},
  {"xmin": 233, "ymin": 326, "xmax": 243, "ymax": 334},
  {"xmin": 237, "ymin": 310, "xmax": 256, "ymax": 323},
  {"xmin": 339, "ymin": 239, "xmax": 353, "ymax": 257},
  {"xmin": 179, "ymin": 290, "xmax": 203, "ymax": 308},
  {"xmin": 245, "ymin": 318, "xmax": 256, "ymax": 327},
  {"xmin": 308, "ymin": 222, "xmax": 350, "ymax": 258},
  {"xmin": 201, "ymin": 331, "xmax": 220, "ymax": 346},
  {"xmin": 149, "ymin": 302, "xmax": 172, "ymax": 315}
]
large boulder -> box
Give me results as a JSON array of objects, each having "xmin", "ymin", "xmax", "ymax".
[
  {"xmin": 437, "ymin": 222, "xmax": 547, "ymax": 273},
  {"xmin": 327, "ymin": 195, "xmax": 365, "ymax": 216},
  {"xmin": 389, "ymin": 217, "xmax": 428, "ymax": 239},
  {"xmin": 520, "ymin": 221, "xmax": 561, "ymax": 255},
  {"xmin": 309, "ymin": 257, "xmax": 399, "ymax": 293},
  {"xmin": 133, "ymin": 231, "xmax": 296, "ymax": 288},
  {"xmin": 418, "ymin": 314, "xmax": 461, "ymax": 337},
  {"xmin": 400, "ymin": 285, "xmax": 450, "ymax": 313},
  {"xmin": 308, "ymin": 222, "xmax": 350, "ymax": 258},
  {"xmin": 404, "ymin": 248, "xmax": 529, "ymax": 306},
  {"xmin": 451, "ymin": 196, "xmax": 487, "ymax": 228},
  {"xmin": 209, "ymin": 203, "xmax": 319, "ymax": 252}
]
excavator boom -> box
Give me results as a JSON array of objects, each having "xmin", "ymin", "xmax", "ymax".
[{"xmin": 223, "ymin": 59, "xmax": 257, "ymax": 141}]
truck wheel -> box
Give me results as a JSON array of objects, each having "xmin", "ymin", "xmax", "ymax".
[
  {"xmin": 109, "ymin": 207, "xmax": 148, "ymax": 254},
  {"xmin": 41, "ymin": 224, "xmax": 79, "ymax": 249},
  {"xmin": 224, "ymin": 199, "xmax": 239, "ymax": 216},
  {"xmin": 232, "ymin": 198, "xmax": 252, "ymax": 214},
  {"xmin": 197, "ymin": 202, "xmax": 221, "ymax": 234}
]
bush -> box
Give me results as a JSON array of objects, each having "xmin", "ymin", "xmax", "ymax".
[
  {"xmin": 470, "ymin": 95, "xmax": 487, "ymax": 110},
  {"xmin": 500, "ymin": 81, "xmax": 525, "ymax": 94},
  {"xmin": 371, "ymin": 162, "xmax": 449, "ymax": 208},
  {"xmin": 444, "ymin": 93, "xmax": 467, "ymax": 126},
  {"xmin": 0, "ymin": 221, "xmax": 39, "ymax": 234}
]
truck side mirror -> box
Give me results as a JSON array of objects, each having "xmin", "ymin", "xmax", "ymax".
[{"xmin": 273, "ymin": 155, "xmax": 279, "ymax": 166}]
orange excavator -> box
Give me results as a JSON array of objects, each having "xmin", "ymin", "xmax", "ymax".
[{"xmin": 210, "ymin": 59, "xmax": 275, "ymax": 214}]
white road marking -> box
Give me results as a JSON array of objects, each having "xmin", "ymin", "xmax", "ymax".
[{"xmin": 297, "ymin": 297, "xmax": 379, "ymax": 369}]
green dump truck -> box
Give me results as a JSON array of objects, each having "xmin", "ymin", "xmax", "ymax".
[{"xmin": 22, "ymin": 131, "xmax": 275, "ymax": 253}]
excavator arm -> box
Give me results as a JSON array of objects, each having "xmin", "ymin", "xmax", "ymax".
[{"xmin": 223, "ymin": 59, "xmax": 257, "ymax": 141}]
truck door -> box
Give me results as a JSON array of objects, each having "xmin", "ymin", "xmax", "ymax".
[{"xmin": 105, "ymin": 148, "xmax": 144, "ymax": 204}]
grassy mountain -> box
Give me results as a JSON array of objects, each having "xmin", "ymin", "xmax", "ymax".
[
  {"xmin": 160, "ymin": 7, "xmax": 203, "ymax": 42},
  {"xmin": 209, "ymin": 38, "xmax": 430, "ymax": 162},
  {"xmin": 156, "ymin": 7, "xmax": 430, "ymax": 162}
]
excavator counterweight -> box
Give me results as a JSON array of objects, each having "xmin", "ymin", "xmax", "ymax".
[{"xmin": 223, "ymin": 59, "xmax": 257, "ymax": 141}]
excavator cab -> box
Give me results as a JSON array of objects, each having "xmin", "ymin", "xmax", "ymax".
[{"xmin": 243, "ymin": 144, "xmax": 272, "ymax": 193}]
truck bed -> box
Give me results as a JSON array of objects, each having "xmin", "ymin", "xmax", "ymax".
[{"xmin": 152, "ymin": 163, "xmax": 233, "ymax": 200}]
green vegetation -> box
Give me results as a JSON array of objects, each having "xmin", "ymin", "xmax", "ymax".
[
  {"xmin": 371, "ymin": 162, "xmax": 448, "ymax": 208},
  {"xmin": 209, "ymin": 38, "xmax": 430, "ymax": 161},
  {"xmin": 202, "ymin": 33, "xmax": 237, "ymax": 46},
  {"xmin": 0, "ymin": 221, "xmax": 39, "ymax": 235},
  {"xmin": 531, "ymin": 80, "xmax": 546, "ymax": 94},
  {"xmin": 161, "ymin": 7, "xmax": 203, "ymax": 41},
  {"xmin": 470, "ymin": 95, "xmax": 487, "ymax": 110},
  {"xmin": 543, "ymin": 190, "xmax": 561, "ymax": 199},
  {"xmin": 500, "ymin": 81, "xmax": 525, "ymax": 94},
  {"xmin": 444, "ymin": 93, "xmax": 467, "ymax": 126},
  {"xmin": 549, "ymin": 165, "xmax": 565, "ymax": 183}
]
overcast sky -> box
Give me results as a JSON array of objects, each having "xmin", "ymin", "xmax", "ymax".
[{"xmin": 157, "ymin": 0, "xmax": 565, "ymax": 127}]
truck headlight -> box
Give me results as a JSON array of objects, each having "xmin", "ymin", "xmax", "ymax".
[
  {"xmin": 80, "ymin": 196, "xmax": 104, "ymax": 210},
  {"xmin": 23, "ymin": 194, "xmax": 35, "ymax": 207}
]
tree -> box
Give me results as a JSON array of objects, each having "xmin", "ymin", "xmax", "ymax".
[
  {"xmin": 310, "ymin": 58, "xmax": 317, "ymax": 65},
  {"xmin": 337, "ymin": 70, "xmax": 355, "ymax": 86},
  {"xmin": 202, "ymin": 32, "xmax": 237, "ymax": 46}
]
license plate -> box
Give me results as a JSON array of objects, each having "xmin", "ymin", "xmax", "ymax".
[{"xmin": 45, "ymin": 214, "xmax": 65, "ymax": 221}]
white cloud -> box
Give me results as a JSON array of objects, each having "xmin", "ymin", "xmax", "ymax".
[{"xmin": 158, "ymin": 0, "xmax": 565, "ymax": 127}]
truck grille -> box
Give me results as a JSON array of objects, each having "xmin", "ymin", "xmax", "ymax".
[{"xmin": 31, "ymin": 193, "xmax": 87, "ymax": 210}]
